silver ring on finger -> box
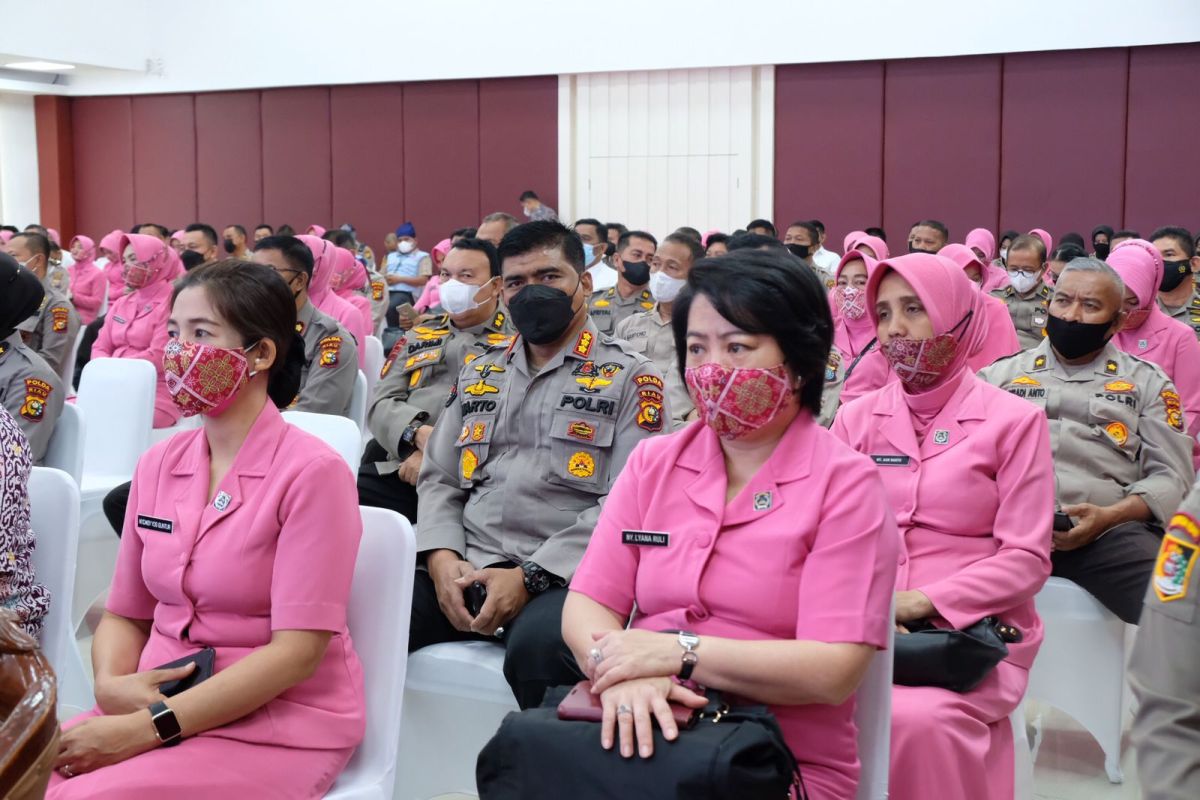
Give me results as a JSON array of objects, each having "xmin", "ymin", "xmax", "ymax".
[
  {"xmin": 617, "ymin": 704, "xmax": 633, "ymax": 716},
  {"xmin": 61, "ymin": 765, "xmax": 74, "ymax": 778},
  {"xmin": 589, "ymin": 647, "xmax": 603, "ymax": 664}
]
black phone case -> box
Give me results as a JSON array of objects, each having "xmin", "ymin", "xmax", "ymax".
[
  {"xmin": 465, "ymin": 582, "xmax": 488, "ymax": 618},
  {"xmin": 155, "ymin": 647, "xmax": 216, "ymax": 697}
]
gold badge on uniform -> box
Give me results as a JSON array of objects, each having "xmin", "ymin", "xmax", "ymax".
[
  {"xmin": 1033, "ymin": 355, "xmax": 1047, "ymax": 369},
  {"xmin": 464, "ymin": 380, "xmax": 499, "ymax": 396},
  {"xmin": 19, "ymin": 378, "xmax": 51, "ymax": 422},
  {"xmin": 471, "ymin": 422, "xmax": 487, "ymax": 442},
  {"xmin": 1012, "ymin": 376, "xmax": 1040, "ymax": 387},
  {"xmin": 51, "ymin": 306, "xmax": 70, "ymax": 332},
  {"xmin": 1104, "ymin": 380, "xmax": 1135, "ymax": 393},
  {"xmin": 1161, "ymin": 389, "xmax": 1185, "ymax": 432},
  {"xmin": 1105, "ymin": 360, "xmax": 1118, "ymax": 374},
  {"xmin": 1153, "ymin": 534, "xmax": 1197, "ymax": 602},
  {"xmin": 592, "ymin": 299, "xmax": 611, "ymax": 308},
  {"xmin": 405, "ymin": 350, "xmax": 441, "ymax": 370},
  {"xmin": 567, "ymin": 451, "xmax": 596, "ymax": 478},
  {"xmin": 458, "ymin": 425, "xmax": 470, "ymax": 444},
  {"xmin": 461, "ymin": 448, "xmax": 479, "ymax": 481},
  {"xmin": 318, "ymin": 336, "xmax": 342, "ymax": 368},
  {"xmin": 573, "ymin": 330, "xmax": 594, "ymax": 358},
  {"xmin": 567, "ymin": 421, "xmax": 596, "ymax": 442},
  {"xmin": 1104, "ymin": 421, "xmax": 1129, "ymax": 447},
  {"xmin": 1169, "ymin": 512, "xmax": 1200, "ymax": 543},
  {"xmin": 408, "ymin": 368, "xmax": 424, "ymax": 389}
]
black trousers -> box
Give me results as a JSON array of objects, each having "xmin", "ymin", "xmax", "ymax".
[
  {"xmin": 1051, "ymin": 520, "xmax": 1163, "ymax": 624},
  {"xmin": 74, "ymin": 315, "xmax": 105, "ymax": 389},
  {"xmin": 408, "ymin": 570, "xmax": 582, "ymax": 709},
  {"xmin": 356, "ymin": 465, "xmax": 418, "ymax": 523},
  {"xmin": 103, "ymin": 480, "xmax": 132, "ymax": 537}
]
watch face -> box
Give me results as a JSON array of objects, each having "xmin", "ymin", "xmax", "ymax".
[
  {"xmin": 679, "ymin": 632, "xmax": 700, "ymax": 649},
  {"xmin": 523, "ymin": 563, "xmax": 550, "ymax": 594}
]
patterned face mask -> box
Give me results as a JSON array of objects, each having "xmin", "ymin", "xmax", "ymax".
[
  {"xmin": 835, "ymin": 285, "xmax": 867, "ymax": 320},
  {"xmin": 1123, "ymin": 307, "xmax": 1151, "ymax": 331},
  {"xmin": 163, "ymin": 338, "xmax": 258, "ymax": 417},
  {"xmin": 684, "ymin": 362, "xmax": 794, "ymax": 440},
  {"xmin": 880, "ymin": 311, "xmax": 972, "ymax": 390}
]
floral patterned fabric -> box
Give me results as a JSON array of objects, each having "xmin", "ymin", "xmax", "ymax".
[{"xmin": 0, "ymin": 407, "xmax": 49, "ymax": 637}]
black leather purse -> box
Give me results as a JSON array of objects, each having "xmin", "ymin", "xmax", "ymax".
[
  {"xmin": 477, "ymin": 687, "xmax": 805, "ymax": 800},
  {"xmin": 892, "ymin": 618, "xmax": 1020, "ymax": 693}
]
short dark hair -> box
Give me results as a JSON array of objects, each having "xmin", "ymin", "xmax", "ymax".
[
  {"xmin": 185, "ymin": 223, "xmax": 218, "ymax": 246},
  {"xmin": 1060, "ymin": 232, "xmax": 1086, "ymax": 249},
  {"xmin": 12, "ymin": 232, "xmax": 50, "ymax": 259},
  {"xmin": 746, "ymin": 219, "xmax": 777, "ymax": 237},
  {"xmin": 23, "ymin": 224, "xmax": 49, "ymax": 236},
  {"xmin": 1009, "ymin": 234, "xmax": 1047, "ymax": 263},
  {"xmin": 573, "ymin": 218, "xmax": 609, "ymax": 243},
  {"xmin": 1091, "ymin": 225, "xmax": 1114, "ymax": 242},
  {"xmin": 673, "ymin": 226, "xmax": 702, "ymax": 242},
  {"xmin": 605, "ymin": 222, "xmax": 628, "ymax": 238},
  {"xmin": 253, "ymin": 235, "xmax": 315, "ymax": 278},
  {"xmin": 1150, "ymin": 226, "xmax": 1195, "ymax": 258},
  {"xmin": 864, "ymin": 226, "xmax": 887, "ymax": 242},
  {"xmin": 809, "ymin": 219, "xmax": 826, "ymax": 235},
  {"xmin": 672, "ymin": 250, "xmax": 831, "ymax": 416},
  {"xmin": 518, "ymin": 190, "xmax": 540, "ymax": 202},
  {"xmin": 786, "ymin": 220, "xmax": 821, "ymax": 242},
  {"xmin": 0, "ymin": 225, "xmax": 18, "ymax": 235},
  {"xmin": 323, "ymin": 229, "xmax": 355, "ymax": 249},
  {"xmin": 1050, "ymin": 243, "xmax": 1088, "ymax": 263},
  {"xmin": 451, "ymin": 227, "xmax": 478, "ymax": 239},
  {"xmin": 617, "ymin": 230, "xmax": 658, "ymax": 252},
  {"xmin": 727, "ymin": 232, "xmax": 787, "ymax": 253},
  {"xmin": 705, "ymin": 232, "xmax": 730, "ymax": 248},
  {"xmin": 1113, "ymin": 229, "xmax": 1141, "ymax": 240},
  {"xmin": 225, "ymin": 224, "xmax": 247, "ymax": 237},
  {"xmin": 497, "ymin": 220, "xmax": 585, "ymax": 272},
  {"xmin": 913, "ymin": 219, "xmax": 949, "ymax": 241},
  {"xmin": 276, "ymin": 224, "xmax": 295, "ymax": 237},
  {"xmin": 254, "ymin": 224, "xmax": 274, "ymax": 234},
  {"xmin": 449, "ymin": 237, "xmax": 501, "ymax": 277},
  {"xmin": 998, "ymin": 229, "xmax": 1020, "ymax": 247},
  {"xmin": 661, "ymin": 232, "xmax": 705, "ymax": 264}
]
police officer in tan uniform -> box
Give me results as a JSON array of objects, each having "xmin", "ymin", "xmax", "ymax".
[
  {"xmin": 587, "ymin": 230, "xmax": 656, "ymax": 334},
  {"xmin": 980, "ymin": 258, "xmax": 1195, "ymax": 623},
  {"xmin": 358, "ymin": 238, "xmax": 512, "ymax": 522},
  {"xmin": 0, "ymin": 258, "xmax": 63, "ymax": 463},
  {"xmin": 6, "ymin": 232, "xmax": 79, "ymax": 378},
  {"xmin": 1130, "ymin": 477, "xmax": 1200, "ymax": 800},
  {"xmin": 991, "ymin": 233, "xmax": 1053, "ymax": 350},
  {"xmin": 414, "ymin": 221, "xmax": 667, "ymax": 708},
  {"xmin": 1150, "ymin": 226, "xmax": 1200, "ymax": 343},
  {"xmin": 252, "ymin": 236, "xmax": 358, "ymax": 416}
]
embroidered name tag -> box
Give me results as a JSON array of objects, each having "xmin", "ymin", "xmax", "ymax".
[
  {"xmin": 622, "ymin": 530, "xmax": 670, "ymax": 547},
  {"xmin": 872, "ymin": 455, "xmax": 911, "ymax": 466},
  {"xmin": 136, "ymin": 515, "xmax": 173, "ymax": 533}
]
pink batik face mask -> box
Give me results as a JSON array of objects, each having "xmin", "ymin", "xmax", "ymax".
[
  {"xmin": 835, "ymin": 285, "xmax": 867, "ymax": 320},
  {"xmin": 880, "ymin": 311, "xmax": 972, "ymax": 390},
  {"xmin": 684, "ymin": 362, "xmax": 794, "ymax": 440},
  {"xmin": 1123, "ymin": 307, "xmax": 1151, "ymax": 331},
  {"xmin": 163, "ymin": 338, "xmax": 257, "ymax": 417}
]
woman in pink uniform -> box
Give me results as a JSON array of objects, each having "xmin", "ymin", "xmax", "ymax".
[
  {"xmin": 563, "ymin": 249, "xmax": 899, "ymax": 800},
  {"xmin": 298, "ymin": 235, "xmax": 368, "ymax": 368},
  {"xmin": 48, "ymin": 261, "xmax": 364, "ymax": 798},
  {"xmin": 98, "ymin": 229, "xmax": 127, "ymax": 303},
  {"xmin": 329, "ymin": 246, "xmax": 374, "ymax": 335},
  {"xmin": 1107, "ymin": 239, "xmax": 1200, "ymax": 467},
  {"xmin": 831, "ymin": 252, "xmax": 1053, "ymax": 800},
  {"xmin": 966, "ymin": 228, "xmax": 1009, "ymax": 292},
  {"xmin": 833, "ymin": 250, "xmax": 893, "ymax": 407},
  {"xmin": 67, "ymin": 235, "xmax": 107, "ymax": 325},
  {"xmin": 92, "ymin": 233, "xmax": 182, "ymax": 429},
  {"xmin": 940, "ymin": 243, "xmax": 1021, "ymax": 368}
]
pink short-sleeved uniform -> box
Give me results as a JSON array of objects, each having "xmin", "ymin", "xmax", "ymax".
[
  {"xmin": 47, "ymin": 402, "xmax": 365, "ymax": 799},
  {"xmin": 570, "ymin": 415, "xmax": 899, "ymax": 800}
]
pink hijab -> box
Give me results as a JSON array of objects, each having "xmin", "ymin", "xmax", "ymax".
[
  {"xmin": 67, "ymin": 235, "xmax": 107, "ymax": 324},
  {"xmin": 431, "ymin": 238, "xmax": 453, "ymax": 269},
  {"xmin": 843, "ymin": 230, "xmax": 867, "ymax": 252},
  {"xmin": 965, "ymin": 228, "xmax": 996, "ymax": 262},
  {"xmin": 47, "ymin": 228, "xmax": 61, "ymax": 247},
  {"xmin": 1029, "ymin": 228, "xmax": 1053, "ymax": 256},
  {"xmin": 832, "ymin": 250, "xmax": 879, "ymax": 357},
  {"xmin": 331, "ymin": 247, "xmax": 373, "ymax": 333},
  {"xmin": 298, "ymin": 235, "xmax": 368, "ymax": 366},
  {"xmin": 0, "ymin": 231, "xmax": 11, "ymax": 244},
  {"xmin": 851, "ymin": 234, "xmax": 889, "ymax": 260},
  {"xmin": 306, "ymin": 225, "xmax": 327, "ymax": 237},
  {"xmin": 117, "ymin": 233, "xmax": 181, "ymax": 292},
  {"xmin": 100, "ymin": 228, "xmax": 128, "ymax": 301},
  {"xmin": 939, "ymin": 244, "xmax": 1021, "ymax": 364},
  {"xmin": 1108, "ymin": 239, "xmax": 1166, "ymax": 336}
]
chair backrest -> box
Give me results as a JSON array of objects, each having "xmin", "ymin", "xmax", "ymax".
[
  {"xmin": 348, "ymin": 370, "xmax": 368, "ymax": 433},
  {"xmin": 339, "ymin": 507, "xmax": 416, "ymax": 790},
  {"xmin": 363, "ymin": 336, "xmax": 384, "ymax": 401},
  {"xmin": 76, "ymin": 358, "xmax": 156, "ymax": 483},
  {"xmin": 280, "ymin": 410, "xmax": 361, "ymax": 472},
  {"xmin": 853, "ymin": 614, "xmax": 894, "ymax": 800},
  {"xmin": 60, "ymin": 328, "xmax": 85, "ymax": 388},
  {"xmin": 42, "ymin": 403, "xmax": 84, "ymax": 485}
]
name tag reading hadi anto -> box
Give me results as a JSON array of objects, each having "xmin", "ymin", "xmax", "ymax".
[
  {"xmin": 136, "ymin": 515, "xmax": 174, "ymax": 533},
  {"xmin": 622, "ymin": 530, "xmax": 670, "ymax": 547}
]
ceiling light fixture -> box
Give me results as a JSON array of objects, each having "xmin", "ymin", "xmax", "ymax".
[{"xmin": 5, "ymin": 61, "xmax": 75, "ymax": 72}]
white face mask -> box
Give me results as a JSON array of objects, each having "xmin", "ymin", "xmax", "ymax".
[
  {"xmin": 398, "ymin": 240, "xmax": 415, "ymax": 255},
  {"xmin": 1007, "ymin": 269, "xmax": 1040, "ymax": 295},
  {"xmin": 648, "ymin": 270, "xmax": 687, "ymax": 304},
  {"xmin": 999, "ymin": 247, "xmax": 1009, "ymax": 263},
  {"xmin": 440, "ymin": 278, "xmax": 490, "ymax": 315}
]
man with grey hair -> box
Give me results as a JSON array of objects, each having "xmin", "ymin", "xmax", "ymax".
[
  {"xmin": 476, "ymin": 212, "xmax": 520, "ymax": 247},
  {"xmin": 980, "ymin": 257, "xmax": 1196, "ymax": 623}
]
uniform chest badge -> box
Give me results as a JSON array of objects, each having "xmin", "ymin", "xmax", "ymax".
[
  {"xmin": 461, "ymin": 448, "xmax": 479, "ymax": 481},
  {"xmin": 1104, "ymin": 421, "xmax": 1129, "ymax": 447},
  {"xmin": 1012, "ymin": 376, "xmax": 1040, "ymax": 386},
  {"xmin": 1153, "ymin": 534, "xmax": 1197, "ymax": 602},
  {"xmin": 567, "ymin": 451, "xmax": 596, "ymax": 478},
  {"xmin": 1138, "ymin": 339, "xmax": 1148, "ymax": 350},
  {"xmin": 464, "ymin": 379, "xmax": 499, "ymax": 396},
  {"xmin": 1104, "ymin": 380, "xmax": 1134, "ymax": 393},
  {"xmin": 567, "ymin": 421, "xmax": 596, "ymax": 441},
  {"xmin": 753, "ymin": 491, "xmax": 773, "ymax": 511},
  {"xmin": 213, "ymin": 491, "xmax": 232, "ymax": 511},
  {"xmin": 933, "ymin": 429, "xmax": 950, "ymax": 445}
]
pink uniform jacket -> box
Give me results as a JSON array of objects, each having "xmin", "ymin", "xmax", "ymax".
[
  {"xmin": 67, "ymin": 236, "xmax": 107, "ymax": 325},
  {"xmin": 571, "ymin": 415, "xmax": 899, "ymax": 800},
  {"xmin": 331, "ymin": 247, "xmax": 374, "ymax": 337}
]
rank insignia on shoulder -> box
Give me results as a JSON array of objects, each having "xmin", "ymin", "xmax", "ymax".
[
  {"xmin": 19, "ymin": 378, "xmax": 51, "ymax": 422},
  {"xmin": 318, "ymin": 336, "xmax": 342, "ymax": 368},
  {"xmin": 573, "ymin": 330, "xmax": 594, "ymax": 359},
  {"xmin": 1105, "ymin": 360, "xmax": 1119, "ymax": 374},
  {"xmin": 1033, "ymin": 355, "xmax": 1047, "ymax": 369},
  {"xmin": 491, "ymin": 311, "xmax": 506, "ymax": 329},
  {"xmin": 1153, "ymin": 534, "xmax": 1197, "ymax": 602},
  {"xmin": 295, "ymin": 321, "xmax": 305, "ymax": 334}
]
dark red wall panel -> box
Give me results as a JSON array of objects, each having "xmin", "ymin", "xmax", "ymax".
[
  {"xmin": 72, "ymin": 97, "xmax": 134, "ymax": 238},
  {"xmin": 35, "ymin": 96, "xmax": 75, "ymax": 242},
  {"xmin": 403, "ymin": 80, "xmax": 480, "ymax": 244},
  {"xmin": 261, "ymin": 87, "xmax": 332, "ymax": 232},
  {"xmin": 883, "ymin": 56, "xmax": 1002, "ymax": 246},
  {"xmin": 131, "ymin": 94, "xmax": 197, "ymax": 228},
  {"xmin": 195, "ymin": 91, "xmax": 263, "ymax": 232},
  {"xmin": 331, "ymin": 84, "xmax": 405, "ymax": 257},
  {"xmin": 774, "ymin": 61, "xmax": 884, "ymax": 248},
  {"xmin": 479, "ymin": 76, "xmax": 558, "ymax": 219},
  {"xmin": 1000, "ymin": 49, "xmax": 1127, "ymax": 240},
  {"xmin": 1125, "ymin": 44, "xmax": 1200, "ymax": 235}
]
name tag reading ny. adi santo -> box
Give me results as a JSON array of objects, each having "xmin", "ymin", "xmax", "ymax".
[{"xmin": 621, "ymin": 530, "xmax": 670, "ymax": 547}]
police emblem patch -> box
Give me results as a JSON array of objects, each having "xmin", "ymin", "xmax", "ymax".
[
  {"xmin": 1153, "ymin": 534, "xmax": 1197, "ymax": 602},
  {"xmin": 19, "ymin": 378, "xmax": 51, "ymax": 422},
  {"xmin": 567, "ymin": 451, "xmax": 596, "ymax": 478},
  {"xmin": 933, "ymin": 429, "xmax": 950, "ymax": 445},
  {"xmin": 213, "ymin": 491, "xmax": 232, "ymax": 512},
  {"xmin": 51, "ymin": 306, "xmax": 70, "ymax": 332},
  {"xmin": 318, "ymin": 336, "xmax": 342, "ymax": 368},
  {"xmin": 1104, "ymin": 421, "xmax": 1129, "ymax": 447},
  {"xmin": 753, "ymin": 491, "xmax": 773, "ymax": 511}
]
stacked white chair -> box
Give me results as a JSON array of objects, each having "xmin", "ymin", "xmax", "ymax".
[
  {"xmin": 282, "ymin": 410, "xmax": 362, "ymax": 472},
  {"xmin": 853, "ymin": 623, "xmax": 894, "ymax": 800},
  {"xmin": 349, "ymin": 371, "xmax": 369, "ymax": 436},
  {"xmin": 42, "ymin": 402, "xmax": 85, "ymax": 485},
  {"xmin": 364, "ymin": 336, "xmax": 385, "ymax": 402},
  {"xmin": 61, "ymin": 328, "xmax": 86, "ymax": 388}
]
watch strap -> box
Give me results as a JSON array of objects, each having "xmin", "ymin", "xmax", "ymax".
[{"xmin": 149, "ymin": 700, "xmax": 183, "ymax": 747}]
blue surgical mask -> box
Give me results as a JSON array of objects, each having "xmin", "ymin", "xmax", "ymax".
[{"xmin": 582, "ymin": 243, "xmax": 595, "ymax": 266}]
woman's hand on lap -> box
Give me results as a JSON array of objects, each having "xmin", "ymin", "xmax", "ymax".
[
  {"xmin": 56, "ymin": 711, "xmax": 160, "ymax": 775},
  {"xmin": 599, "ymin": 677, "xmax": 707, "ymax": 759},
  {"xmin": 589, "ymin": 629, "xmax": 679, "ymax": 693}
]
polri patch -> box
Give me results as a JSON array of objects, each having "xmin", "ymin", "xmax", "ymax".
[{"xmin": 1153, "ymin": 534, "xmax": 1197, "ymax": 603}]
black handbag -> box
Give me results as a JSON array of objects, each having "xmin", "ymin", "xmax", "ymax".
[
  {"xmin": 477, "ymin": 687, "xmax": 804, "ymax": 800},
  {"xmin": 892, "ymin": 617, "xmax": 1020, "ymax": 693}
]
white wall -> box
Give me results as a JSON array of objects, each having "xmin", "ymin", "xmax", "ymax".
[
  {"xmin": 0, "ymin": 94, "xmax": 40, "ymax": 226},
  {"xmin": 0, "ymin": 0, "xmax": 1197, "ymax": 96}
]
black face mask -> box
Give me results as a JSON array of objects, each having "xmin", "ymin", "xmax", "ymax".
[
  {"xmin": 1093, "ymin": 241, "xmax": 1111, "ymax": 260},
  {"xmin": 621, "ymin": 260, "xmax": 651, "ymax": 286},
  {"xmin": 785, "ymin": 243, "xmax": 810, "ymax": 260},
  {"xmin": 1160, "ymin": 259, "xmax": 1191, "ymax": 292},
  {"xmin": 223, "ymin": 238, "xmax": 237, "ymax": 254},
  {"xmin": 909, "ymin": 244, "xmax": 939, "ymax": 255},
  {"xmin": 180, "ymin": 250, "xmax": 206, "ymax": 271},
  {"xmin": 509, "ymin": 278, "xmax": 581, "ymax": 345},
  {"xmin": 1045, "ymin": 313, "xmax": 1116, "ymax": 361}
]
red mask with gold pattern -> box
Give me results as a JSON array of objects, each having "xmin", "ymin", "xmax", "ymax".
[
  {"xmin": 163, "ymin": 338, "xmax": 258, "ymax": 417},
  {"xmin": 684, "ymin": 362, "xmax": 794, "ymax": 440}
]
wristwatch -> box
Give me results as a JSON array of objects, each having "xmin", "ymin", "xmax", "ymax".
[
  {"xmin": 148, "ymin": 700, "xmax": 183, "ymax": 747},
  {"xmin": 677, "ymin": 631, "xmax": 701, "ymax": 681},
  {"xmin": 400, "ymin": 417, "xmax": 427, "ymax": 448},
  {"xmin": 520, "ymin": 561, "xmax": 553, "ymax": 596}
]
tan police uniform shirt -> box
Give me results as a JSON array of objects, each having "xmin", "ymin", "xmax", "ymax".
[
  {"xmin": 1130, "ymin": 477, "xmax": 1200, "ymax": 800},
  {"xmin": 613, "ymin": 307, "xmax": 693, "ymax": 428},
  {"xmin": 991, "ymin": 283, "xmax": 1052, "ymax": 351},
  {"xmin": 0, "ymin": 333, "xmax": 64, "ymax": 464},
  {"xmin": 979, "ymin": 339, "xmax": 1195, "ymax": 523},
  {"xmin": 416, "ymin": 319, "xmax": 668, "ymax": 579},
  {"xmin": 16, "ymin": 280, "xmax": 79, "ymax": 378},
  {"xmin": 1160, "ymin": 284, "xmax": 1200, "ymax": 344},
  {"xmin": 816, "ymin": 346, "xmax": 846, "ymax": 428},
  {"xmin": 368, "ymin": 309, "xmax": 512, "ymax": 476},
  {"xmin": 588, "ymin": 285, "xmax": 655, "ymax": 335},
  {"xmin": 294, "ymin": 300, "xmax": 358, "ymax": 416}
]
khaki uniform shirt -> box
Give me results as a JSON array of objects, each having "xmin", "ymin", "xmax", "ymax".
[
  {"xmin": 16, "ymin": 281, "xmax": 79, "ymax": 378},
  {"xmin": 294, "ymin": 301, "xmax": 358, "ymax": 416},
  {"xmin": 1130, "ymin": 477, "xmax": 1200, "ymax": 800},
  {"xmin": 817, "ymin": 346, "xmax": 846, "ymax": 428},
  {"xmin": 416, "ymin": 319, "xmax": 667, "ymax": 579},
  {"xmin": 368, "ymin": 309, "xmax": 513, "ymax": 475},
  {"xmin": 1160, "ymin": 284, "xmax": 1200, "ymax": 344},
  {"xmin": 0, "ymin": 333, "xmax": 64, "ymax": 464},
  {"xmin": 588, "ymin": 285, "xmax": 655, "ymax": 335},
  {"xmin": 991, "ymin": 283, "xmax": 1052, "ymax": 351},
  {"xmin": 979, "ymin": 339, "xmax": 1195, "ymax": 523},
  {"xmin": 613, "ymin": 307, "xmax": 693, "ymax": 428},
  {"xmin": 47, "ymin": 262, "xmax": 71, "ymax": 297}
]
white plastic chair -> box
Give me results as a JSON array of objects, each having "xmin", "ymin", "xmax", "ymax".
[
  {"xmin": 43, "ymin": 402, "xmax": 85, "ymax": 485},
  {"xmin": 148, "ymin": 414, "xmax": 202, "ymax": 445},
  {"xmin": 61, "ymin": 327, "xmax": 86, "ymax": 388},
  {"xmin": 1012, "ymin": 702, "xmax": 1034, "ymax": 800},
  {"xmin": 28, "ymin": 467, "xmax": 94, "ymax": 713},
  {"xmin": 396, "ymin": 641, "xmax": 517, "ymax": 799},
  {"xmin": 1027, "ymin": 576, "xmax": 1131, "ymax": 783},
  {"xmin": 349, "ymin": 370, "xmax": 368, "ymax": 435},
  {"xmin": 76, "ymin": 358, "xmax": 156, "ymax": 537},
  {"xmin": 853, "ymin": 622, "xmax": 894, "ymax": 800},
  {"xmin": 325, "ymin": 507, "xmax": 417, "ymax": 799},
  {"xmin": 281, "ymin": 410, "xmax": 362, "ymax": 472},
  {"xmin": 364, "ymin": 336, "xmax": 385, "ymax": 402}
]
